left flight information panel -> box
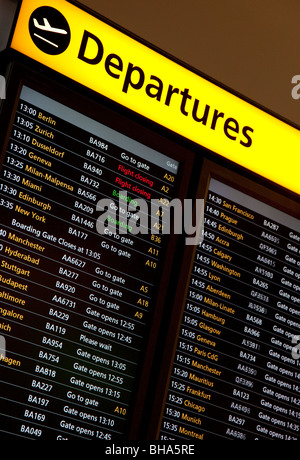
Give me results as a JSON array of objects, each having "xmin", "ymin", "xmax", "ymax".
[{"xmin": 0, "ymin": 85, "xmax": 182, "ymax": 440}]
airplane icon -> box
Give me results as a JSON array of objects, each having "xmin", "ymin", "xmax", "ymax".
[
  {"xmin": 32, "ymin": 17, "xmax": 68, "ymax": 48},
  {"xmin": 33, "ymin": 17, "xmax": 68, "ymax": 35}
]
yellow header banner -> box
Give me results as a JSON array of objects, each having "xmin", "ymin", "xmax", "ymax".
[{"xmin": 10, "ymin": 0, "xmax": 300, "ymax": 195}]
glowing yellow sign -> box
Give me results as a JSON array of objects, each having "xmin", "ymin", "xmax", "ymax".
[{"xmin": 10, "ymin": 0, "xmax": 300, "ymax": 195}]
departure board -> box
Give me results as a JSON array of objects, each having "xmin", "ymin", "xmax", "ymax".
[
  {"xmin": 0, "ymin": 84, "xmax": 184, "ymax": 440},
  {"xmin": 2, "ymin": 0, "xmax": 300, "ymax": 444},
  {"xmin": 159, "ymin": 177, "xmax": 300, "ymax": 441}
]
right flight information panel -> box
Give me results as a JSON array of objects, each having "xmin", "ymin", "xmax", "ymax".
[{"xmin": 159, "ymin": 176, "xmax": 300, "ymax": 440}]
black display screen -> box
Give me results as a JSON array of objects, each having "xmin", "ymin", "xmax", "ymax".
[
  {"xmin": 1, "ymin": 70, "xmax": 300, "ymax": 444},
  {"xmin": 0, "ymin": 83, "xmax": 186, "ymax": 440},
  {"xmin": 159, "ymin": 177, "xmax": 300, "ymax": 440}
]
